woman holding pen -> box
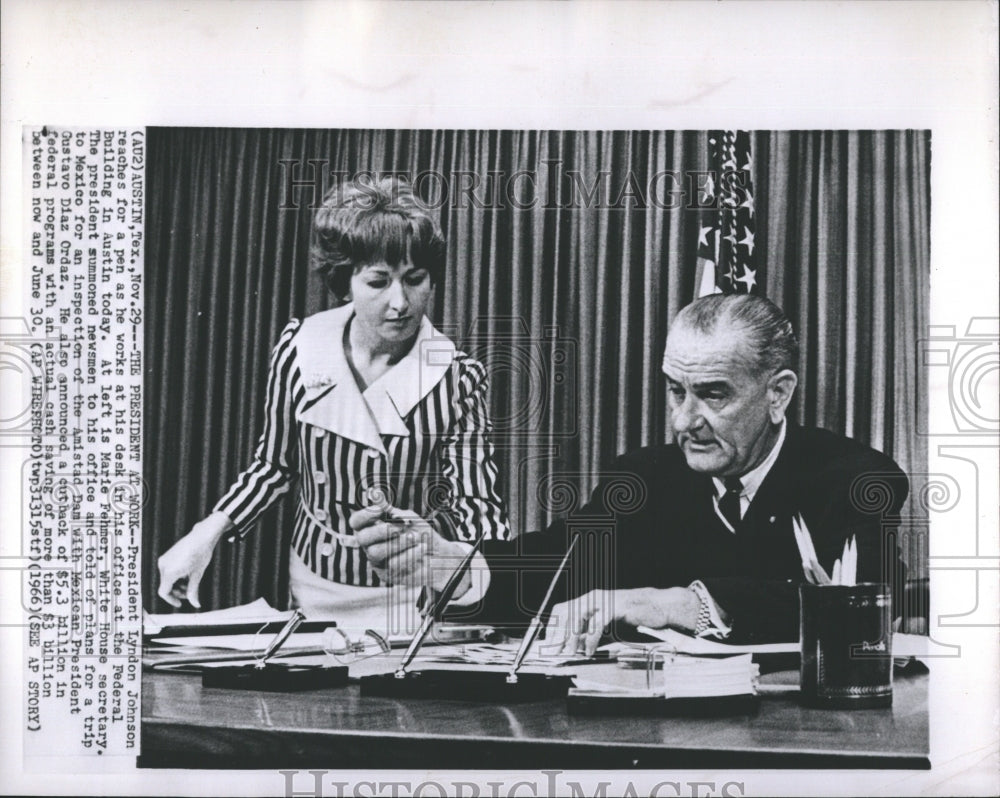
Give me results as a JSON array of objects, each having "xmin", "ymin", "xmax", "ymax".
[{"xmin": 156, "ymin": 177, "xmax": 510, "ymax": 635}]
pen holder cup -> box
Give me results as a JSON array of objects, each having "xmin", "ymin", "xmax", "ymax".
[{"xmin": 799, "ymin": 583, "xmax": 892, "ymax": 709}]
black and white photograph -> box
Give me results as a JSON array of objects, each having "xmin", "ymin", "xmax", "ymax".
[
  {"xmin": 139, "ymin": 128, "xmax": 931, "ymax": 771},
  {"xmin": 1, "ymin": 2, "xmax": 997, "ymax": 797}
]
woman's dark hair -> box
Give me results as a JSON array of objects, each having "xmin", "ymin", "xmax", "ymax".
[{"xmin": 310, "ymin": 177, "xmax": 446, "ymax": 300}]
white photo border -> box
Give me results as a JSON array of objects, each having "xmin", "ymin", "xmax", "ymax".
[{"xmin": 1, "ymin": 1, "xmax": 997, "ymax": 796}]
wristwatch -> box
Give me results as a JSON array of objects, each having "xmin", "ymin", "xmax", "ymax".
[{"xmin": 688, "ymin": 580, "xmax": 732, "ymax": 639}]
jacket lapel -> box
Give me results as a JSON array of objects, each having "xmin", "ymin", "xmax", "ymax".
[
  {"xmin": 294, "ymin": 305, "xmax": 455, "ymax": 453},
  {"xmin": 741, "ymin": 421, "xmax": 803, "ymax": 554},
  {"xmin": 362, "ymin": 316, "xmax": 456, "ymax": 437}
]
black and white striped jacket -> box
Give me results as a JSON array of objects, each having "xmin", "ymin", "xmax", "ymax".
[{"xmin": 214, "ymin": 304, "xmax": 511, "ymax": 586}]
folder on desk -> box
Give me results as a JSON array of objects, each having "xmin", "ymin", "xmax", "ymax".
[
  {"xmin": 144, "ymin": 599, "xmax": 340, "ymax": 640},
  {"xmin": 143, "ymin": 599, "xmax": 341, "ymax": 680}
]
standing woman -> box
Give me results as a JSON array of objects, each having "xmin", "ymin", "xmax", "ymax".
[{"xmin": 156, "ymin": 177, "xmax": 510, "ymax": 635}]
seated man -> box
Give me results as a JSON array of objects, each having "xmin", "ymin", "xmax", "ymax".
[{"xmin": 480, "ymin": 293, "xmax": 908, "ymax": 650}]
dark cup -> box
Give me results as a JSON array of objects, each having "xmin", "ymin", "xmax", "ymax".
[{"xmin": 799, "ymin": 583, "xmax": 893, "ymax": 709}]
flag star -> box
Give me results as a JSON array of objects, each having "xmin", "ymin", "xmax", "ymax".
[
  {"xmin": 738, "ymin": 227, "xmax": 755, "ymax": 255},
  {"xmin": 741, "ymin": 193, "xmax": 755, "ymax": 218},
  {"xmin": 740, "ymin": 153, "xmax": 754, "ymax": 172},
  {"xmin": 735, "ymin": 266, "xmax": 757, "ymax": 292},
  {"xmin": 701, "ymin": 174, "xmax": 715, "ymax": 203},
  {"xmin": 698, "ymin": 225, "xmax": 713, "ymax": 248}
]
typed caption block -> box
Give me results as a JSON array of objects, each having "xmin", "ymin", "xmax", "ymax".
[{"xmin": 23, "ymin": 128, "xmax": 144, "ymax": 757}]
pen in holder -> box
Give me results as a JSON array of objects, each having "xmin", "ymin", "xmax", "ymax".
[
  {"xmin": 360, "ymin": 533, "xmax": 575, "ymax": 702},
  {"xmin": 201, "ymin": 610, "xmax": 349, "ymax": 692}
]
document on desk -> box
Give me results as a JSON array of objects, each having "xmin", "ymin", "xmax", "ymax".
[
  {"xmin": 145, "ymin": 599, "xmax": 343, "ymax": 647},
  {"xmin": 154, "ymin": 645, "xmax": 604, "ymax": 677},
  {"xmin": 411, "ymin": 641, "xmax": 603, "ymax": 672},
  {"xmin": 634, "ymin": 627, "xmax": 931, "ymax": 659},
  {"xmin": 150, "ymin": 631, "xmax": 332, "ymax": 650},
  {"xmin": 148, "ymin": 650, "xmax": 334, "ymax": 672},
  {"xmin": 635, "ymin": 627, "xmax": 798, "ymax": 655},
  {"xmin": 144, "ymin": 598, "xmax": 286, "ymax": 635},
  {"xmin": 144, "ymin": 600, "xmax": 340, "ymax": 672},
  {"xmin": 571, "ymin": 654, "xmax": 759, "ymax": 699}
]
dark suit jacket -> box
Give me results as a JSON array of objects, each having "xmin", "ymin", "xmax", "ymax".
[{"xmin": 474, "ymin": 423, "xmax": 909, "ymax": 643}]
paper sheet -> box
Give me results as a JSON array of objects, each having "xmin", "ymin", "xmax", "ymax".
[
  {"xmin": 635, "ymin": 628, "xmax": 931, "ymax": 658},
  {"xmin": 150, "ymin": 631, "xmax": 332, "ymax": 651},
  {"xmin": 635, "ymin": 627, "xmax": 799, "ymax": 654},
  {"xmin": 143, "ymin": 598, "xmax": 285, "ymax": 634}
]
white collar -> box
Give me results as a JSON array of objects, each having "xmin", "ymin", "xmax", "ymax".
[
  {"xmin": 712, "ymin": 418, "xmax": 787, "ymax": 504},
  {"xmin": 294, "ymin": 304, "xmax": 456, "ymax": 454}
]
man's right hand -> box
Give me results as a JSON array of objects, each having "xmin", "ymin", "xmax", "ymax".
[
  {"xmin": 156, "ymin": 511, "xmax": 233, "ymax": 608},
  {"xmin": 544, "ymin": 587, "xmax": 702, "ymax": 656}
]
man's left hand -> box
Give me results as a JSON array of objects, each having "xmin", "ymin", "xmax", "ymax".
[{"xmin": 544, "ymin": 587, "xmax": 701, "ymax": 656}]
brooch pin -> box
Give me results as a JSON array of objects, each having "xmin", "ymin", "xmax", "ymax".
[{"xmin": 304, "ymin": 375, "xmax": 335, "ymax": 389}]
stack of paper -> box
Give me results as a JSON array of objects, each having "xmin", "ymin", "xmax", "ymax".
[
  {"xmin": 410, "ymin": 641, "xmax": 600, "ymax": 674},
  {"xmin": 144, "ymin": 600, "xmax": 343, "ymax": 672},
  {"xmin": 143, "ymin": 600, "xmax": 511, "ymax": 673},
  {"xmin": 661, "ymin": 653, "xmax": 759, "ymax": 698},
  {"xmin": 570, "ymin": 652, "xmax": 758, "ymax": 698}
]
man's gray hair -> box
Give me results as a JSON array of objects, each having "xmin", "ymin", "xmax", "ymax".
[{"xmin": 672, "ymin": 294, "xmax": 800, "ymax": 375}]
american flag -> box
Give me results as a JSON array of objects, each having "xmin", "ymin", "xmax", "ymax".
[{"xmin": 694, "ymin": 130, "xmax": 760, "ymax": 297}]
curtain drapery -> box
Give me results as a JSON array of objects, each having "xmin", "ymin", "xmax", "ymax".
[{"xmin": 143, "ymin": 129, "xmax": 929, "ymax": 611}]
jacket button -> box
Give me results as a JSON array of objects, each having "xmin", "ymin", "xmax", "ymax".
[
  {"xmin": 315, "ymin": 472, "xmax": 327, "ymax": 484},
  {"xmin": 315, "ymin": 509, "xmax": 328, "ymax": 521},
  {"xmin": 321, "ymin": 543, "xmax": 334, "ymax": 557},
  {"xmin": 769, "ymin": 516, "xmax": 776, "ymax": 524},
  {"xmin": 315, "ymin": 428, "xmax": 328, "ymax": 438}
]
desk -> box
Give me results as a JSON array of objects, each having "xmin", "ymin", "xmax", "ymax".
[{"xmin": 140, "ymin": 667, "xmax": 928, "ymax": 770}]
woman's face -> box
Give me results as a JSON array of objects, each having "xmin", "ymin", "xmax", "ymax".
[{"xmin": 349, "ymin": 260, "xmax": 433, "ymax": 346}]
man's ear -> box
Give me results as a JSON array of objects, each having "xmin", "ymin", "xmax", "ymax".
[{"xmin": 767, "ymin": 369, "xmax": 797, "ymax": 423}]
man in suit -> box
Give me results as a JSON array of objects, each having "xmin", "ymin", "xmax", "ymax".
[{"xmin": 481, "ymin": 293, "xmax": 908, "ymax": 648}]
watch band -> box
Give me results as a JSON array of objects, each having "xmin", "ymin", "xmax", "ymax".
[{"xmin": 688, "ymin": 580, "xmax": 732, "ymax": 639}]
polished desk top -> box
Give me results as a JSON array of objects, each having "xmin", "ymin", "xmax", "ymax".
[{"xmin": 140, "ymin": 662, "xmax": 929, "ymax": 770}]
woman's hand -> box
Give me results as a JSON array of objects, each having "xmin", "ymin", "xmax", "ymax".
[
  {"xmin": 156, "ymin": 511, "xmax": 233, "ymax": 608},
  {"xmin": 350, "ymin": 505, "xmax": 472, "ymax": 595}
]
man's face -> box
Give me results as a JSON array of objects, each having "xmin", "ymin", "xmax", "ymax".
[{"xmin": 662, "ymin": 324, "xmax": 779, "ymax": 477}]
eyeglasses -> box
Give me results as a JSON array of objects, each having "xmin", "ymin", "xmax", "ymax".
[{"xmin": 321, "ymin": 627, "xmax": 391, "ymax": 664}]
